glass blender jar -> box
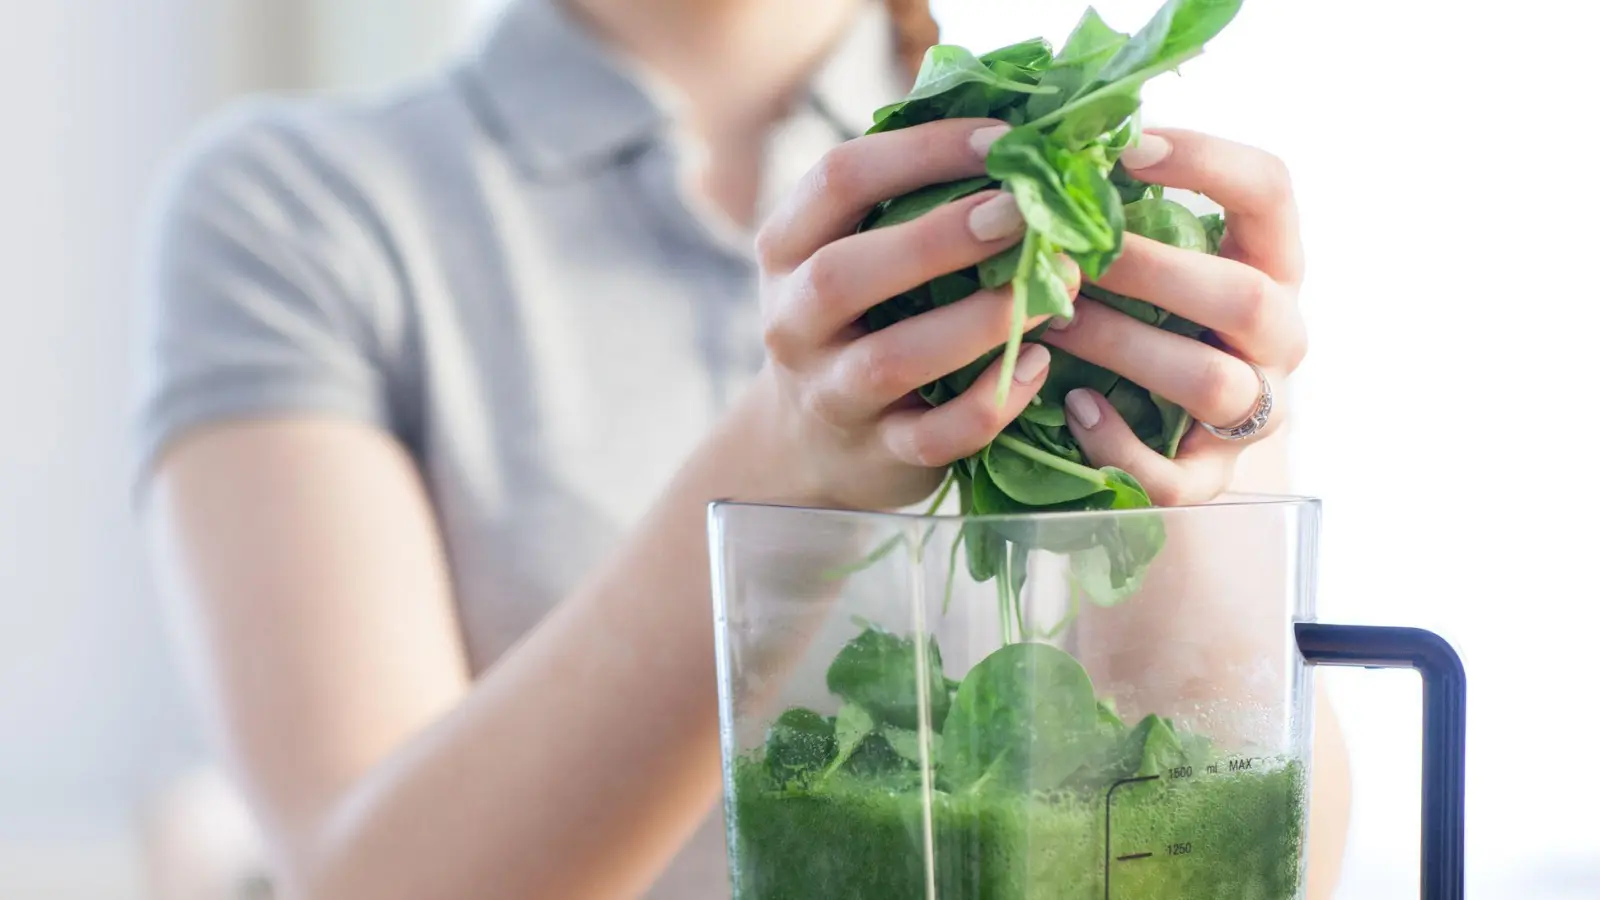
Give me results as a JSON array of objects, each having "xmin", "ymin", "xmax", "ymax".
[{"xmin": 708, "ymin": 495, "xmax": 1464, "ymax": 899}]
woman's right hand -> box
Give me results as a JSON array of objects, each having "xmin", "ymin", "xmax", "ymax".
[{"xmin": 749, "ymin": 118, "xmax": 1075, "ymax": 512}]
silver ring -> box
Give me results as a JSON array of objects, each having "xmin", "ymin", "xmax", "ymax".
[{"xmin": 1200, "ymin": 361, "xmax": 1274, "ymax": 441}]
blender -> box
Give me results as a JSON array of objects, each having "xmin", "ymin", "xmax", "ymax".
[{"xmin": 708, "ymin": 495, "xmax": 1464, "ymax": 899}]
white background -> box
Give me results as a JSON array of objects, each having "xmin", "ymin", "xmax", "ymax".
[{"xmin": 2, "ymin": 1, "xmax": 1596, "ymax": 897}]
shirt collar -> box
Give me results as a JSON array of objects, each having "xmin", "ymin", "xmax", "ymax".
[{"xmin": 461, "ymin": 0, "xmax": 907, "ymax": 178}]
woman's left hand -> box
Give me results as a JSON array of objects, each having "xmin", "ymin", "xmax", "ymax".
[{"xmin": 1044, "ymin": 127, "xmax": 1308, "ymax": 506}]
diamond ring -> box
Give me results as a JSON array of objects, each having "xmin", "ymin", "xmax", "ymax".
[{"xmin": 1200, "ymin": 361, "xmax": 1274, "ymax": 442}]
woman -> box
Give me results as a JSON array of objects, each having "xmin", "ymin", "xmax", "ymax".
[{"xmin": 134, "ymin": 0, "xmax": 1348, "ymax": 897}]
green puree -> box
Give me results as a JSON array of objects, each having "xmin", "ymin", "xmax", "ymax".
[
  {"xmin": 729, "ymin": 757, "xmax": 1305, "ymax": 900},
  {"xmin": 725, "ymin": 629, "xmax": 1307, "ymax": 900}
]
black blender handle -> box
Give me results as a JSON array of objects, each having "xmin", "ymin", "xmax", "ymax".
[{"xmin": 1295, "ymin": 623, "xmax": 1466, "ymax": 900}]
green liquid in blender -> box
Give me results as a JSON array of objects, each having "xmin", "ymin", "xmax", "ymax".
[
  {"xmin": 725, "ymin": 632, "xmax": 1308, "ymax": 900},
  {"xmin": 729, "ymin": 754, "xmax": 1305, "ymax": 900}
]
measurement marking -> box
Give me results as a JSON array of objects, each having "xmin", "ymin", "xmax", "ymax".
[
  {"xmin": 1104, "ymin": 775, "xmax": 1161, "ymax": 900},
  {"xmin": 1116, "ymin": 852, "xmax": 1153, "ymax": 862}
]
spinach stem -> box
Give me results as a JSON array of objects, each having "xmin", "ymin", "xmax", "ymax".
[
  {"xmin": 1010, "ymin": 545, "xmax": 1026, "ymax": 640},
  {"xmin": 993, "ymin": 433, "xmax": 1107, "ymax": 485},
  {"xmin": 997, "ymin": 564, "xmax": 1013, "ymax": 646},
  {"xmin": 927, "ymin": 470, "xmax": 956, "ymax": 513},
  {"xmin": 942, "ymin": 530, "xmax": 964, "ymax": 616},
  {"xmin": 993, "ymin": 243, "xmax": 1034, "ymax": 407},
  {"xmin": 820, "ymin": 533, "xmax": 906, "ymax": 581},
  {"xmin": 818, "ymin": 471, "xmax": 955, "ymax": 581}
]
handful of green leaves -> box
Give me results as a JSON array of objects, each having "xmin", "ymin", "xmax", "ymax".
[{"xmin": 854, "ymin": 0, "xmax": 1243, "ymax": 602}]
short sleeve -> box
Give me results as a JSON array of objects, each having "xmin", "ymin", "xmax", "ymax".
[{"xmin": 131, "ymin": 101, "xmax": 399, "ymax": 498}]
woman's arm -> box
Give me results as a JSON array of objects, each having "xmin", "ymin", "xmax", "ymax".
[{"xmin": 148, "ymin": 400, "xmax": 787, "ymax": 900}]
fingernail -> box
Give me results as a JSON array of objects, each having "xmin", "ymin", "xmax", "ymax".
[
  {"xmin": 968, "ymin": 193, "xmax": 1024, "ymax": 242},
  {"xmin": 1060, "ymin": 256, "xmax": 1082, "ymax": 293},
  {"xmin": 1066, "ymin": 389, "xmax": 1102, "ymax": 428},
  {"xmin": 1048, "ymin": 315, "xmax": 1073, "ymax": 330},
  {"xmin": 1013, "ymin": 343, "xmax": 1050, "ymax": 383},
  {"xmin": 1119, "ymin": 132, "xmax": 1172, "ymax": 170},
  {"xmin": 969, "ymin": 124, "xmax": 1011, "ymax": 158}
]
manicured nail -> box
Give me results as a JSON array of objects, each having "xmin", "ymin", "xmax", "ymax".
[
  {"xmin": 1119, "ymin": 132, "xmax": 1172, "ymax": 170},
  {"xmin": 968, "ymin": 193, "xmax": 1024, "ymax": 242},
  {"xmin": 1066, "ymin": 389, "xmax": 1102, "ymax": 428},
  {"xmin": 1060, "ymin": 256, "xmax": 1082, "ymax": 293},
  {"xmin": 1013, "ymin": 343, "xmax": 1050, "ymax": 383},
  {"xmin": 969, "ymin": 124, "xmax": 1011, "ymax": 158}
]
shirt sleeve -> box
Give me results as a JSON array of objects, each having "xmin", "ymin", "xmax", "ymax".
[{"xmin": 130, "ymin": 101, "xmax": 401, "ymax": 499}]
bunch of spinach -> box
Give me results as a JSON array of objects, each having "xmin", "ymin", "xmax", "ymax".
[
  {"xmin": 852, "ymin": 0, "xmax": 1243, "ymax": 611},
  {"xmin": 763, "ymin": 625, "xmax": 1208, "ymax": 798}
]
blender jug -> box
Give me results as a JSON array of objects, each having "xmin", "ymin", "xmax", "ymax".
[{"xmin": 708, "ymin": 495, "xmax": 1464, "ymax": 900}]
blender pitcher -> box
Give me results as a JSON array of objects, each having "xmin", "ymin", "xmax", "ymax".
[{"xmin": 708, "ymin": 495, "xmax": 1465, "ymax": 900}]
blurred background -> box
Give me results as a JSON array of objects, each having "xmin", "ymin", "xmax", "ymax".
[{"xmin": 1, "ymin": 1, "xmax": 1594, "ymax": 898}]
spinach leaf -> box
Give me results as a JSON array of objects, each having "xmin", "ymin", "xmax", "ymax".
[
  {"xmin": 962, "ymin": 464, "xmax": 1021, "ymax": 585},
  {"xmin": 983, "ymin": 435, "xmax": 1107, "ymax": 505},
  {"xmin": 841, "ymin": 733, "xmax": 913, "ymax": 779},
  {"xmin": 969, "ymin": 450, "xmax": 1034, "ymax": 514},
  {"xmin": 1099, "ymin": 467, "xmax": 1156, "ymax": 509},
  {"xmin": 1039, "ymin": 344, "xmax": 1118, "ymax": 405},
  {"xmin": 978, "ymin": 242, "xmax": 1023, "ymax": 288},
  {"xmin": 1069, "ymin": 545, "xmax": 1147, "ymax": 608},
  {"xmin": 1107, "ymin": 379, "xmax": 1165, "ymax": 450},
  {"xmin": 864, "ymin": 176, "xmax": 995, "ymax": 231},
  {"xmin": 765, "ymin": 707, "xmax": 836, "ymax": 788},
  {"xmin": 927, "ymin": 270, "xmax": 982, "ymax": 307},
  {"xmin": 1133, "ymin": 713, "xmax": 1190, "ymax": 778},
  {"xmin": 986, "ymin": 129, "xmax": 1116, "ymax": 256},
  {"xmin": 1201, "ymin": 211, "xmax": 1227, "ymax": 253},
  {"xmin": 1083, "ymin": 0, "xmax": 1244, "ymax": 96},
  {"xmin": 869, "ymin": 45, "xmax": 1059, "ymax": 133},
  {"xmin": 880, "ymin": 724, "xmax": 943, "ymax": 768},
  {"xmin": 820, "ymin": 701, "xmax": 875, "ymax": 779},
  {"xmin": 1160, "ymin": 312, "xmax": 1209, "ymax": 340},
  {"xmin": 1081, "ymin": 281, "xmax": 1160, "ymax": 324},
  {"xmin": 1096, "ymin": 696, "xmax": 1126, "ymax": 733},
  {"xmin": 826, "ymin": 627, "xmax": 951, "ymax": 731},
  {"xmin": 1124, "ymin": 197, "xmax": 1210, "ymax": 252},
  {"xmin": 1018, "ymin": 397, "xmax": 1067, "ymax": 428},
  {"xmin": 1152, "ymin": 393, "xmax": 1192, "ymax": 458},
  {"xmin": 1017, "ymin": 416, "xmax": 1077, "ymax": 460},
  {"xmin": 1050, "ymin": 90, "xmax": 1143, "ymax": 151},
  {"xmin": 980, "ymin": 37, "xmax": 1054, "ymax": 71},
  {"xmin": 942, "ymin": 642, "xmax": 1100, "ymax": 792},
  {"xmin": 1023, "ymin": 10, "xmax": 1129, "ymax": 121},
  {"xmin": 1029, "ymin": 0, "xmax": 1242, "ymax": 143},
  {"xmin": 1109, "ymin": 160, "xmax": 1154, "ymax": 204},
  {"xmin": 964, "ymin": 521, "xmax": 1006, "ymax": 583}
]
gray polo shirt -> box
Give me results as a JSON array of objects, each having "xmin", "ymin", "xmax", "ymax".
[{"xmin": 133, "ymin": 1, "xmax": 903, "ymax": 895}]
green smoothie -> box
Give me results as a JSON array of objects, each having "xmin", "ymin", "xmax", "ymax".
[
  {"xmin": 730, "ymin": 754, "xmax": 1305, "ymax": 900},
  {"xmin": 724, "ymin": 631, "xmax": 1308, "ymax": 900}
]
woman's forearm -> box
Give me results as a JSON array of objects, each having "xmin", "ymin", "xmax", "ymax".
[{"xmin": 301, "ymin": 384, "xmax": 803, "ymax": 900}]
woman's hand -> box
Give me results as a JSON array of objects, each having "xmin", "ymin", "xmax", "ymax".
[
  {"xmin": 1043, "ymin": 127, "xmax": 1309, "ymax": 506},
  {"xmin": 751, "ymin": 119, "xmax": 1073, "ymax": 512}
]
